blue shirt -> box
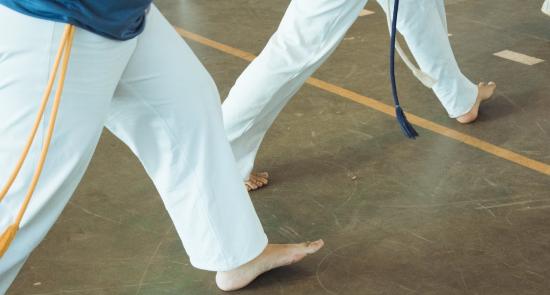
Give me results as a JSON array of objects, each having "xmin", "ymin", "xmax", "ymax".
[{"xmin": 0, "ymin": 0, "xmax": 152, "ymax": 40}]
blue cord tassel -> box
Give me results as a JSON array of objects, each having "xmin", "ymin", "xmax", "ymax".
[
  {"xmin": 395, "ymin": 105, "xmax": 418, "ymax": 138},
  {"xmin": 390, "ymin": 0, "xmax": 418, "ymax": 139}
]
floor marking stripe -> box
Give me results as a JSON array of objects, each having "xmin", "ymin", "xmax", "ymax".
[
  {"xmin": 493, "ymin": 50, "xmax": 544, "ymax": 66},
  {"xmin": 175, "ymin": 27, "xmax": 550, "ymax": 177},
  {"xmin": 176, "ymin": 28, "xmax": 256, "ymax": 62}
]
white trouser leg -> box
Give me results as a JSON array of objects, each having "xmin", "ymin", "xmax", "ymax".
[
  {"xmin": 377, "ymin": 0, "xmax": 477, "ymax": 118},
  {"xmin": 543, "ymin": 0, "xmax": 550, "ymax": 16},
  {"xmin": 105, "ymin": 6, "xmax": 267, "ymax": 271},
  {"xmin": 0, "ymin": 6, "xmax": 136, "ymax": 294},
  {"xmin": 224, "ymin": 0, "xmax": 478, "ymax": 178},
  {"xmin": 1, "ymin": 5, "xmax": 267, "ymax": 293},
  {"xmin": 222, "ymin": 0, "xmax": 368, "ymax": 180}
]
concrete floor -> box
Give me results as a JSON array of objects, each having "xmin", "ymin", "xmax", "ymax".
[{"xmin": 7, "ymin": 0, "xmax": 550, "ymax": 294}]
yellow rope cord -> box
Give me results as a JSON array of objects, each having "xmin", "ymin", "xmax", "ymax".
[{"xmin": 0, "ymin": 24, "xmax": 75, "ymax": 257}]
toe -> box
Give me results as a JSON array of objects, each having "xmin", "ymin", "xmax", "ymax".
[
  {"xmin": 247, "ymin": 173, "xmax": 269, "ymax": 190},
  {"xmin": 246, "ymin": 181, "xmax": 258, "ymax": 190},
  {"xmin": 251, "ymin": 172, "xmax": 269, "ymax": 184},
  {"xmin": 255, "ymin": 176, "xmax": 269, "ymax": 185},
  {"xmin": 487, "ymin": 82, "xmax": 497, "ymax": 93},
  {"xmin": 481, "ymin": 82, "xmax": 496, "ymax": 100},
  {"xmin": 253, "ymin": 180, "xmax": 264, "ymax": 187},
  {"xmin": 256, "ymin": 172, "xmax": 269, "ymax": 179},
  {"xmin": 303, "ymin": 239, "xmax": 324, "ymax": 254},
  {"xmin": 249, "ymin": 176, "xmax": 263, "ymax": 187}
]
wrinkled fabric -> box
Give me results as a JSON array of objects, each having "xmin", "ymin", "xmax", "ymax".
[
  {"xmin": 0, "ymin": 5, "xmax": 267, "ymax": 293},
  {"xmin": 0, "ymin": 0, "xmax": 152, "ymax": 40}
]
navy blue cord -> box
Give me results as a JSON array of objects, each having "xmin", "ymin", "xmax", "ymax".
[{"xmin": 389, "ymin": 0, "xmax": 418, "ymax": 139}]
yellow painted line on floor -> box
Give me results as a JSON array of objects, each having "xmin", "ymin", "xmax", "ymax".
[
  {"xmin": 175, "ymin": 27, "xmax": 550, "ymax": 177},
  {"xmin": 176, "ymin": 29, "xmax": 255, "ymax": 62}
]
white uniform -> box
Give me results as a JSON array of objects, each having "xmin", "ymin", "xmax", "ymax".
[
  {"xmin": 543, "ymin": 0, "xmax": 550, "ymax": 16},
  {"xmin": 223, "ymin": 0, "xmax": 478, "ymax": 180},
  {"xmin": 0, "ymin": 5, "xmax": 267, "ymax": 293}
]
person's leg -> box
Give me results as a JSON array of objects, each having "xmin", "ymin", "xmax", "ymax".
[
  {"xmin": 543, "ymin": 0, "xmax": 550, "ymax": 16},
  {"xmin": 105, "ymin": 5, "xmax": 323, "ymax": 291},
  {"xmin": 222, "ymin": 0, "xmax": 369, "ymax": 189},
  {"xmin": 0, "ymin": 6, "xmax": 136, "ymax": 294},
  {"xmin": 376, "ymin": 0, "xmax": 495, "ymax": 122}
]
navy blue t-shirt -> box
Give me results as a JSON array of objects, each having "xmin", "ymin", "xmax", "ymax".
[{"xmin": 0, "ymin": 0, "xmax": 153, "ymax": 40}]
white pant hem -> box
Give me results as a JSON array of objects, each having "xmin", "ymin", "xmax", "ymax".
[{"xmin": 189, "ymin": 233, "xmax": 268, "ymax": 272}]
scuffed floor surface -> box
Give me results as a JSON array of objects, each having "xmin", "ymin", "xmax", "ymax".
[{"xmin": 8, "ymin": 0, "xmax": 550, "ymax": 294}]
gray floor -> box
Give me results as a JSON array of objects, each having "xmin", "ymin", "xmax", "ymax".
[{"xmin": 7, "ymin": 0, "xmax": 550, "ymax": 294}]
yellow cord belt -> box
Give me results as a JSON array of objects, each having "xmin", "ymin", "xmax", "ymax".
[{"xmin": 0, "ymin": 24, "xmax": 75, "ymax": 258}]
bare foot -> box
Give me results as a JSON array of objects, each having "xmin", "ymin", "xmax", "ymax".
[
  {"xmin": 456, "ymin": 82, "xmax": 496, "ymax": 124},
  {"xmin": 216, "ymin": 240, "xmax": 324, "ymax": 291},
  {"xmin": 245, "ymin": 172, "xmax": 269, "ymax": 191}
]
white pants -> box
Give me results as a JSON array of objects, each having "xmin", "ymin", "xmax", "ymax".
[
  {"xmin": 0, "ymin": 5, "xmax": 267, "ymax": 293},
  {"xmin": 543, "ymin": 0, "xmax": 550, "ymax": 15},
  {"xmin": 222, "ymin": 0, "xmax": 478, "ymax": 180}
]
